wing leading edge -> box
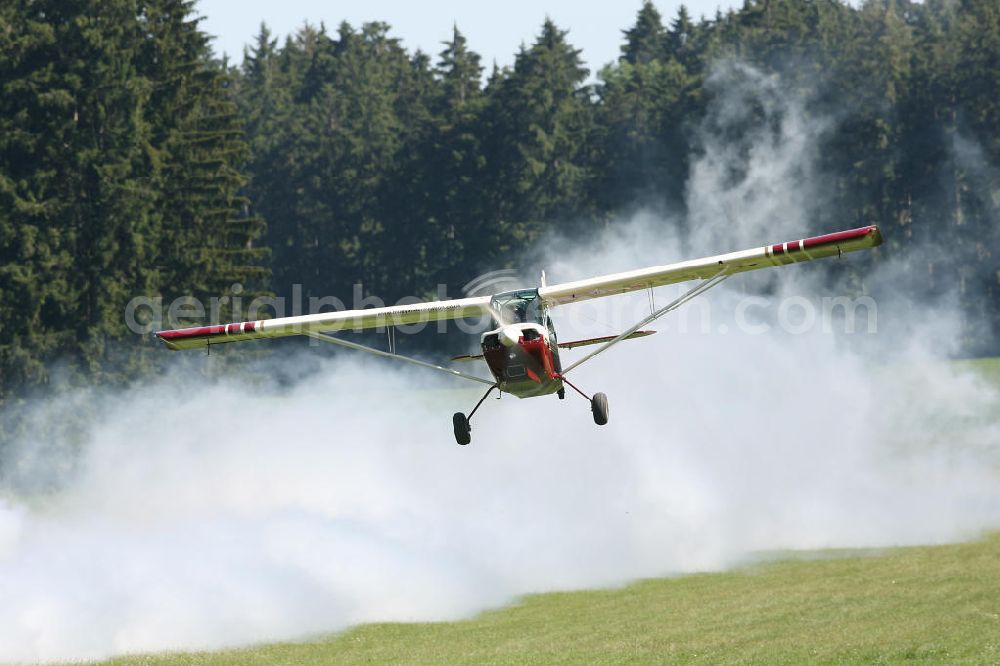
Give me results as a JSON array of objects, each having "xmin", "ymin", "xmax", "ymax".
[{"xmin": 538, "ymin": 225, "xmax": 882, "ymax": 307}]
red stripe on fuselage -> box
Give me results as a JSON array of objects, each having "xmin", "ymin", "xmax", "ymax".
[{"xmin": 519, "ymin": 336, "xmax": 557, "ymax": 379}]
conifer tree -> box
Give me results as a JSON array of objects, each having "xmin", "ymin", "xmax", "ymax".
[
  {"xmin": 487, "ymin": 19, "xmax": 594, "ymax": 245},
  {"xmin": 429, "ymin": 27, "xmax": 489, "ymax": 286},
  {"xmin": 0, "ymin": 0, "xmax": 158, "ymax": 389},
  {"xmin": 144, "ymin": 0, "xmax": 268, "ymax": 327},
  {"xmin": 621, "ymin": 1, "xmax": 666, "ymax": 65},
  {"xmin": 666, "ymin": 5, "xmax": 696, "ymax": 66}
]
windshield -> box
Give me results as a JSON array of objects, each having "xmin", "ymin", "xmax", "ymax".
[{"xmin": 490, "ymin": 289, "xmax": 543, "ymax": 326}]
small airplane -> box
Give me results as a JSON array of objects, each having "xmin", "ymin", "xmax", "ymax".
[{"xmin": 157, "ymin": 225, "xmax": 882, "ymax": 444}]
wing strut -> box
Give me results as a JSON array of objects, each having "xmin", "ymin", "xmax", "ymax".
[
  {"xmin": 561, "ymin": 269, "xmax": 730, "ymax": 375},
  {"xmin": 303, "ymin": 331, "xmax": 497, "ymax": 386}
]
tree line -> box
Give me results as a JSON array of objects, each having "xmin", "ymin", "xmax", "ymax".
[{"xmin": 1, "ymin": 0, "xmax": 999, "ymax": 404}]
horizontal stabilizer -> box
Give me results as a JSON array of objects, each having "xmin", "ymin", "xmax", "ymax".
[
  {"xmin": 450, "ymin": 330, "xmax": 656, "ymax": 362},
  {"xmin": 558, "ymin": 330, "xmax": 655, "ymax": 350}
]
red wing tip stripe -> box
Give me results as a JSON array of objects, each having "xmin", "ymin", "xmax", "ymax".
[
  {"xmin": 801, "ymin": 225, "xmax": 880, "ymax": 249},
  {"xmin": 773, "ymin": 226, "xmax": 880, "ymax": 255},
  {"xmin": 156, "ymin": 321, "xmax": 256, "ymax": 341}
]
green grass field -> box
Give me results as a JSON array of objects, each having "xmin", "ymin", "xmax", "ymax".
[
  {"xmin": 957, "ymin": 356, "xmax": 1000, "ymax": 385},
  {"xmin": 100, "ymin": 535, "xmax": 1000, "ymax": 666},
  {"xmin": 96, "ymin": 358, "xmax": 1000, "ymax": 666}
]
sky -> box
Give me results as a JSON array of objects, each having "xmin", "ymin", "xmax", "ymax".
[{"xmin": 196, "ymin": 0, "xmax": 743, "ymax": 75}]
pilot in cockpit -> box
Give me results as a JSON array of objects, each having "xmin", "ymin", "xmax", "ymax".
[{"xmin": 510, "ymin": 302, "xmax": 527, "ymax": 323}]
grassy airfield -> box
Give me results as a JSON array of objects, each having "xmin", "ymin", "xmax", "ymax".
[
  {"xmin": 98, "ymin": 359, "xmax": 1000, "ymax": 665},
  {"xmin": 958, "ymin": 356, "xmax": 1000, "ymax": 386},
  {"xmin": 101, "ymin": 535, "xmax": 1000, "ymax": 665}
]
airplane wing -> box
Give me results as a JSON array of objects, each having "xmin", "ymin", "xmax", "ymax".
[
  {"xmin": 538, "ymin": 225, "xmax": 882, "ymax": 307},
  {"xmin": 156, "ymin": 295, "xmax": 492, "ymax": 350},
  {"xmin": 157, "ymin": 225, "xmax": 881, "ymax": 351}
]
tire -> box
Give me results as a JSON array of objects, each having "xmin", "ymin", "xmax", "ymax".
[
  {"xmin": 591, "ymin": 392, "xmax": 609, "ymax": 426},
  {"xmin": 453, "ymin": 412, "xmax": 471, "ymax": 445}
]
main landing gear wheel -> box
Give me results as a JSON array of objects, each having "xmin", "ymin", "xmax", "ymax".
[
  {"xmin": 453, "ymin": 385, "xmax": 496, "ymax": 446},
  {"xmin": 453, "ymin": 412, "xmax": 471, "ymax": 445},
  {"xmin": 556, "ymin": 375, "xmax": 608, "ymax": 427},
  {"xmin": 591, "ymin": 392, "xmax": 609, "ymax": 426}
]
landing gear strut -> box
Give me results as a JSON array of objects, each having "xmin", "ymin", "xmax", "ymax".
[
  {"xmin": 556, "ymin": 374, "xmax": 609, "ymax": 427},
  {"xmin": 453, "ymin": 384, "xmax": 498, "ymax": 446}
]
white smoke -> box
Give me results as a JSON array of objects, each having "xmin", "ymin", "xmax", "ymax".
[
  {"xmin": 687, "ymin": 61, "xmax": 833, "ymax": 251},
  {"xmin": 2, "ymin": 62, "xmax": 1000, "ymax": 663}
]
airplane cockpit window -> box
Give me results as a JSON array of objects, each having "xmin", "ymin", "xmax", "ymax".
[{"xmin": 491, "ymin": 289, "xmax": 543, "ymax": 325}]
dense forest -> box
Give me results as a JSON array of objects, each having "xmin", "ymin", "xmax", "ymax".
[{"xmin": 1, "ymin": 0, "xmax": 999, "ymax": 405}]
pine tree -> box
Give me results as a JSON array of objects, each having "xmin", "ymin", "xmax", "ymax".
[
  {"xmin": 429, "ymin": 27, "xmax": 489, "ymax": 287},
  {"xmin": 0, "ymin": 0, "xmax": 78, "ymax": 392},
  {"xmin": 621, "ymin": 1, "xmax": 666, "ymax": 65},
  {"xmin": 837, "ymin": 0, "xmax": 913, "ymax": 230},
  {"xmin": 240, "ymin": 23, "xmax": 284, "ymax": 156},
  {"xmin": 144, "ymin": 0, "xmax": 268, "ymax": 329},
  {"xmin": 951, "ymin": 0, "xmax": 1000, "ymax": 345},
  {"xmin": 0, "ymin": 0, "xmax": 160, "ymax": 391},
  {"xmin": 377, "ymin": 48, "xmax": 439, "ymax": 298},
  {"xmin": 597, "ymin": 56, "xmax": 693, "ymax": 214},
  {"xmin": 266, "ymin": 21, "xmax": 414, "ymax": 301},
  {"xmin": 601, "ymin": 2, "xmax": 708, "ymax": 213},
  {"xmin": 487, "ymin": 19, "xmax": 595, "ymax": 246},
  {"xmin": 666, "ymin": 5, "xmax": 696, "ymax": 66},
  {"xmin": 954, "ymin": 0, "xmax": 1000, "ymax": 162}
]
